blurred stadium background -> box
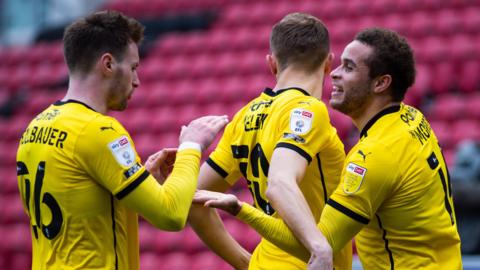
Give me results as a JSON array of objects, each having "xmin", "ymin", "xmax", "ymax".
[{"xmin": 0, "ymin": 0, "xmax": 479, "ymax": 269}]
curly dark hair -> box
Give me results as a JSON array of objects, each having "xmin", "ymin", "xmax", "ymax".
[
  {"xmin": 355, "ymin": 28, "xmax": 416, "ymax": 102},
  {"xmin": 270, "ymin": 13, "xmax": 330, "ymax": 73},
  {"xmin": 63, "ymin": 10, "xmax": 144, "ymax": 74}
]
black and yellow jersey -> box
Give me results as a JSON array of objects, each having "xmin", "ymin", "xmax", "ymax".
[
  {"xmin": 328, "ymin": 103, "xmax": 462, "ymax": 269},
  {"xmin": 16, "ymin": 100, "xmax": 202, "ymax": 270},
  {"xmin": 207, "ymin": 88, "xmax": 351, "ymax": 270}
]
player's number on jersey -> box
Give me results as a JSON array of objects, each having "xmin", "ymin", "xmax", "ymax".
[
  {"xmin": 427, "ymin": 151, "xmax": 454, "ymax": 225},
  {"xmin": 17, "ymin": 161, "xmax": 63, "ymax": 240},
  {"xmin": 231, "ymin": 143, "xmax": 275, "ymax": 215}
]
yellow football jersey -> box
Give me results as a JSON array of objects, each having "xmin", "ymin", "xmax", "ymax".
[
  {"xmin": 328, "ymin": 104, "xmax": 462, "ymax": 269},
  {"xmin": 208, "ymin": 88, "xmax": 351, "ymax": 270},
  {"xmin": 16, "ymin": 100, "xmax": 147, "ymax": 270}
]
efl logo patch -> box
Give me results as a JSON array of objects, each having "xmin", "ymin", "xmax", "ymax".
[
  {"xmin": 343, "ymin": 163, "xmax": 367, "ymax": 194},
  {"xmin": 290, "ymin": 108, "xmax": 313, "ymax": 135},
  {"xmin": 108, "ymin": 135, "xmax": 136, "ymax": 167}
]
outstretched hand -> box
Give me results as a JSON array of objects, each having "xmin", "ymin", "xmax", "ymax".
[
  {"xmin": 193, "ymin": 190, "xmax": 243, "ymax": 216},
  {"xmin": 145, "ymin": 148, "xmax": 177, "ymax": 183},
  {"xmin": 180, "ymin": 115, "xmax": 229, "ymax": 150}
]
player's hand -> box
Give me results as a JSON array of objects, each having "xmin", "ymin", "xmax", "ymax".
[
  {"xmin": 145, "ymin": 148, "xmax": 177, "ymax": 183},
  {"xmin": 193, "ymin": 190, "xmax": 242, "ymax": 216},
  {"xmin": 307, "ymin": 244, "xmax": 333, "ymax": 270},
  {"xmin": 179, "ymin": 115, "xmax": 229, "ymax": 150}
]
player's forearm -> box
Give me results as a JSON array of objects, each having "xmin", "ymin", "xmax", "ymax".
[
  {"xmin": 123, "ymin": 149, "xmax": 201, "ymax": 231},
  {"xmin": 266, "ymin": 178, "xmax": 327, "ymax": 254},
  {"xmin": 189, "ymin": 205, "xmax": 251, "ymax": 269},
  {"xmin": 154, "ymin": 148, "xmax": 201, "ymax": 229},
  {"xmin": 236, "ymin": 203, "xmax": 310, "ymax": 262}
]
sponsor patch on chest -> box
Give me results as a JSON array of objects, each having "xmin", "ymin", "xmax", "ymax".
[
  {"xmin": 108, "ymin": 136, "xmax": 136, "ymax": 167},
  {"xmin": 290, "ymin": 108, "xmax": 313, "ymax": 135},
  {"xmin": 343, "ymin": 163, "xmax": 367, "ymax": 194}
]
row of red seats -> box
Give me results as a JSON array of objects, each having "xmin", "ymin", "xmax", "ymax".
[{"xmin": 219, "ymin": 2, "xmax": 479, "ymax": 36}]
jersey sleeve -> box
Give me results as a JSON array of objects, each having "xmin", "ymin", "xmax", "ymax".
[
  {"xmin": 207, "ymin": 115, "xmax": 242, "ymax": 185},
  {"xmin": 74, "ymin": 116, "xmax": 148, "ymax": 196},
  {"xmin": 275, "ymin": 98, "xmax": 333, "ymax": 164},
  {"xmin": 328, "ymin": 142, "xmax": 399, "ymax": 223}
]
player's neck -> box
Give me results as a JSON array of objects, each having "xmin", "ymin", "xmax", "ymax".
[
  {"xmin": 273, "ymin": 67, "xmax": 325, "ymax": 99},
  {"xmin": 351, "ymin": 98, "xmax": 400, "ymax": 132},
  {"xmin": 63, "ymin": 75, "xmax": 108, "ymax": 114}
]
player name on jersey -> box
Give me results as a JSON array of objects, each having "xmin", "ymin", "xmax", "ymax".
[{"xmin": 19, "ymin": 126, "xmax": 68, "ymax": 148}]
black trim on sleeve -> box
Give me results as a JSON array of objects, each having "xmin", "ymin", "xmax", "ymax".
[
  {"xmin": 110, "ymin": 196, "xmax": 119, "ymax": 270},
  {"xmin": 376, "ymin": 215, "xmax": 395, "ymax": 270},
  {"xmin": 53, "ymin": 99, "xmax": 97, "ymax": 112},
  {"xmin": 316, "ymin": 154, "xmax": 328, "ymax": 204},
  {"xmin": 275, "ymin": 142, "xmax": 312, "ymax": 164},
  {"xmin": 115, "ymin": 170, "xmax": 150, "ymax": 200},
  {"xmin": 327, "ymin": 199, "xmax": 370, "ymax": 225},
  {"xmin": 359, "ymin": 105, "xmax": 401, "ymax": 138},
  {"xmin": 206, "ymin": 158, "xmax": 228, "ymax": 178}
]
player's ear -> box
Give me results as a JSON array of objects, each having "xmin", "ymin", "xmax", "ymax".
[
  {"xmin": 373, "ymin": 74, "xmax": 392, "ymax": 94},
  {"xmin": 100, "ymin": 53, "xmax": 114, "ymax": 76},
  {"xmin": 266, "ymin": 54, "xmax": 278, "ymax": 76},
  {"xmin": 323, "ymin": 53, "xmax": 334, "ymax": 74}
]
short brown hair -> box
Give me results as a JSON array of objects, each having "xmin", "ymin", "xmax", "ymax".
[
  {"xmin": 355, "ymin": 28, "xmax": 416, "ymax": 102},
  {"xmin": 270, "ymin": 13, "xmax": 330, "ymax": 73},
  {"xmin": 63, "ymin": 10, "xmax": 144, "ymax": 74}
]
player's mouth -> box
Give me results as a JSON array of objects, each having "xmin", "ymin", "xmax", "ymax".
[{"xmin": 331, "ymin": 84, "xmax": 343, "ymax": 98}]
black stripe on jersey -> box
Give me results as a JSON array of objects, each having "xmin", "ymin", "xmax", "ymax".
[
  {"xmin": 276, "ymin": 142, "xmax": 312, "ymax": 164},
  {"xmin": 360, "ymin": 105, "xmax": 401, "ymax": 138},
  {"xmin": 206, "ymin": 158, "xmax": 228, "ymax": 178},
  {"xmin": 327, "ymin": 199, "xmax": 369, "ymax": 224},
  {"xmin": 115, "ymin": 170, "xmax": 150, "ymax": 200},
  {"xmin": 316, "ymin": 153, "xmax": 328, "ymax": 204},
  {"xmin": 376, "ymin": 215, "xmax": 394, "ymax": 270},
  {"xmin": 263, "ymin": 87, "xmax": 310, "ymax": 97},
  {"xmin": 53, "ymin": 99, "xmax": 97, "ymax": 112},
  {"xmin": 110, "ymin": 196, "xmax": 119, "ymax": 270}
]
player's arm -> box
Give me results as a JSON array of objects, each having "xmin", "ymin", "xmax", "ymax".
[
  {"xmin": 188, "ymin": 162, "xmax": 251, "ymax": 270},
  {"xmin": 120, "ymin": 115, "xmax": 228, "ymax": 230},
  {"xmin": 266, "ymin": 147, "xmax": 332, "ymax": 261},
  {"xmin": 194, "ymin": 190, "xmax": 362, "ymax": 262}
]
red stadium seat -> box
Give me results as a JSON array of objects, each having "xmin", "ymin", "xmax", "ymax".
[
  {"xmin": 154, "ymin": 230, "xmax": 184, "ymax": 253},
  {"xmin": 430, "ymin": 120, "xmax": 454, "ymax": 150},
  {"xmin": 452, "ymin": 120, "xmax": 480, "ymax": 145},
  {"xmin": 461, "ymin": 7, "xmax": 480, "ymax": 34},
  {"xmin": 191, "ymin": 251, "xmax": 221, "ymax": 270},
  {"xmin": 458, "ymin": 60, "xmax": 480, "ymax": 93},
  {"xmin": 430, "ymin": 63, "xmax": 457, "ymax": 94},
  {"xmin": 428, "ymin": 94, "xmax": 465, "ymax": 122},
  {"xmin": 465, "ymin": 93, "xmax": 480, "ymax": 119},
  {"xmin": 434, "ymin": 9, "xmax": 463, "ymax": 36},
  {"xmin": 406, "ymin": 11, "xmax": 436, "ymax": 37},
  {"xmin": 140, "ymin": 252, "xmax": 161, "ymax": 270},
  {"xmin": 181, "ymin": 226, "xmax": 206, "ymax": 253},
  {"xmin": 159, "ymin": 252, "xmax": 190, "ymax": 270},
  {"xmin": 449, "ymin": 34, "xmax": 478, "ymax": 61}
]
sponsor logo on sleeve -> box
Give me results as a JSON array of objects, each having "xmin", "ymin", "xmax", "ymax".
[
  {"xmin": 343, "ymin": 163, "xmax": 367, "ymax": 195},
  {"xmin": 282, "ymin": 132, "xmax": 306, "ymax": 143},
  {"xmin": 290, "ymin": 108, "xmax": 313, "ymax": 135},
  {"xmin": 124, "ymin": 162, "xmax": 142, "ymax": 179},
  {"xmin": 108, "ymin": 136, "xmax": 136, "ymax": 167}
]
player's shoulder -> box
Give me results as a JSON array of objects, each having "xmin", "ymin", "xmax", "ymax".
[{"xmin": 80, "ymin": 114, "xmax": 129, "ymax": 141}]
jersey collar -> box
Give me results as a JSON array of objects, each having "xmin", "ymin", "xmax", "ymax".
[
  {"xmin": 54, "ymin": 99, "xmax": 97, "ymax": 112},
  {"xmin": 263, "ymin": 87, "xmax": 310, "ymax": 97},
  {"xmin": 359, "ymin": 105, "xmax": 401, "ymax": 139}
]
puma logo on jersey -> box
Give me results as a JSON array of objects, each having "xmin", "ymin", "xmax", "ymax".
[
  {"xmin": 100, "ymin": 125, "xmax": 116, "ymax": 132},
  {"xmin": 357, "ymin": 150, "xmax": 372, "ymax": 161}
]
